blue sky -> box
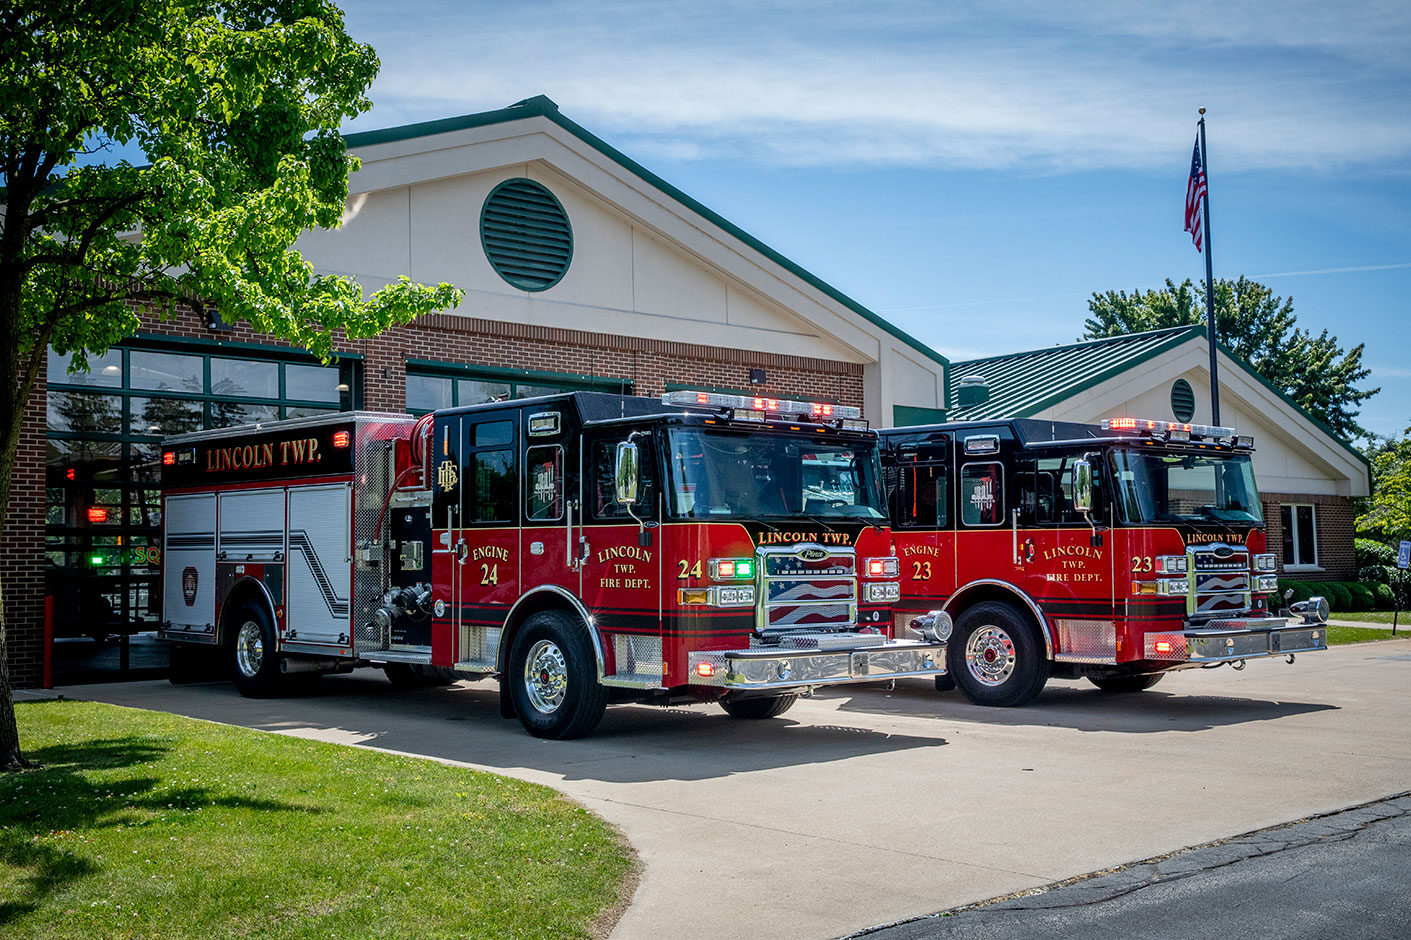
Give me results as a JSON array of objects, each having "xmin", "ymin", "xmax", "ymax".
[{"xmin": 336, "ymin": 0, "xmax": 1410, "ymax": 441}]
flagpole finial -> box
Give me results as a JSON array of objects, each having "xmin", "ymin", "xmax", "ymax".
[{"xmin": 1199, "ymin": 107, "xmax": 1206, "ymax": 115}]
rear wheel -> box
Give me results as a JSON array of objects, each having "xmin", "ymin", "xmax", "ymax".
[
  {"xmin": 507, "ymin": 611, "xmax": 607, "ymax": 739},
  {"xmin": 720, "ymin": 693, "xmax": 798, "ymax": 720},
  {"xmin": 1089, "ymin": 673, "xmax": 1164, "ymax": 693},
  {"xmin": 227, "ymin": 602, "xmax": 281, "ymax": 698},
  {"xmin": 948, "ymin": 601, "xmax": 1049, "ymax": 707}
]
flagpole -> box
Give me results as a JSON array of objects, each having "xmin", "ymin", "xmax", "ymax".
[{"xmin": 1198, "ymin": 108, "xmax": 1220, "ymax": 425}]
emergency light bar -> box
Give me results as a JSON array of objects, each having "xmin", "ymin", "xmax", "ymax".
[
  {"xmin": 1101, "ymin": 417, "xmax": 1245, "ymax": 445},
  {"xmin": 662, "ymin": 390, "xmax": 862, "ymax": 421}
]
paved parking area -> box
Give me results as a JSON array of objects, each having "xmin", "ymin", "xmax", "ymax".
[{"xmin": 64, "ymin": 637, "xmax": 1411, "ymax": 940}]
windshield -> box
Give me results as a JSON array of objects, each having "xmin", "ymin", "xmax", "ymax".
[
  {"xmin": 665, "ymin": 427, "xmax": 885, "ymax": 520},
  {"xmin": 1110, "ymin": 449, "xmax": 1263, "ymax": 525}
]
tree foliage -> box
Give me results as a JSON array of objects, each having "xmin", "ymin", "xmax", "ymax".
[
  {"xmin": 1356, "ymin": 427, "xmax": 1411, "ymax": 542},
  {"xmin": 1083, "ymin": 277, "xmax": 1378, "ymax": 440},
  {"xmin": 0, "ymin": 0, "xmax": 463, "ymax": 770}
]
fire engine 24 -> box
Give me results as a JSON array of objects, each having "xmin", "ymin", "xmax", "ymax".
[
  {"xmin": 879, "ymin": 416, "xmax": 1329, "ymax": 707},
  {"xmin": 159, "ymin": 390, "xmax": 948, "ymax": 737}
]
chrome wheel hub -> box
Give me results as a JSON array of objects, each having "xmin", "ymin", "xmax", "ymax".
[
  {"xmin": 524, "ymin": 639, "xmax": 568, "ymax": 714},
  {"xmin": 235, "ymin": 620, "xmax": 264, "ymax": 678},
  {"xmin": 966, "ymin": 625, "xmax": 1016, "ymax": 686}
]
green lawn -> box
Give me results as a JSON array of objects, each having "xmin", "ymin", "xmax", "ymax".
[
  {"xmin": 1329, "ymin": 610, "xmax": 1407, "ymax": 625},
  {"xmin": 1326, "ymin": 624, "xmax": 1404, "ymax": 645},
  {"xmin": 3, "ymin": 700, "xmax": 635, "ymax": 939}
]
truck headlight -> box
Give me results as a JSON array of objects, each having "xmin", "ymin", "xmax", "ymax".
[
  {"xmin": 864, "ymin": 556, "xmax": 900, "ymax": 578},
  {"xmin": 1155, "ymin": 554, "xmax": 1188, "ymax": 575},
  {"xmin": 1133, "ymin": 579, "xmax": 1189, "ymax": 596},
  {"xmin": 1254, "ymin": 553, "xmax": 1277, "ymax": 572},
  {"xmin": 864, "ymin": 582, "xmax": 901, "ymax": 603},
  {"xmin": 1255, "ymin": 575, "xmax": 1279, "ymax": 592}
]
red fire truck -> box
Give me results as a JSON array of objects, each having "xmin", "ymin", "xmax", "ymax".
[
  {"xmin": 879, "ymin": 416, "xmax": 1329, "ymax": 707},
  {"xmin": 159, "ymin": 391, "xmax": 947, "ymax": 737}
]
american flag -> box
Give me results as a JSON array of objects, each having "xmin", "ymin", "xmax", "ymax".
[{"xmin": 1184, "ymin": 135, "xmax": 1208, "ymax": 252}]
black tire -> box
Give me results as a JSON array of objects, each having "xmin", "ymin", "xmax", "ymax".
[
  {"xmin": 948, "ymin": 601, "xmax": 1050, "ymax": 707},
  {"xmin": 227, "ymin": 601, "xmax": 282, "ymax": 698},
  {"xmin": 719, "ymin": 693, "xmax": 798, "ymax": 720},
  {"xmin": 933, "ymin": 673, "xmax": 956, "ymax": 692},
  {"xmin": 1089, "ymin": 673, "xmax": 1164, "ymax": 693},
  {"xmin": 507, "ymin": 611, "xmax": 607, "ymax": 739}
]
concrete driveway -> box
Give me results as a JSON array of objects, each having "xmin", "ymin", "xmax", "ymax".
[{"xmin": 69, "ymin": 637, "xmax": 1411, "ymax": 940}]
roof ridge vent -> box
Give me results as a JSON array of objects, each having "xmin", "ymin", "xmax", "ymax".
[{"xmin": 957, "ymin": 375, "xmax": 990, "ymax": 409}]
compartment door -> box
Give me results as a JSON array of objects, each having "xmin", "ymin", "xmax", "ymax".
[
  {"xmin": 287, "ymin": 483, "xmax": 352, "ymax": 647},
  {"xmin": 164, "ymin": 493, "xmax": 217, "ymax": 631}
]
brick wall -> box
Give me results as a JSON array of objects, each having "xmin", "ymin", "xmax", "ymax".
[
  {"xmin": 1260, "ymin": 492, "xmax": 1357, "ymax": 582},
  {"xmin": 2, "ymin": 385, "xmax": 48, "ymax": 689},
  {"xmin": 4, "ymin": 306, "xmax": 863, "ymax": 687}
]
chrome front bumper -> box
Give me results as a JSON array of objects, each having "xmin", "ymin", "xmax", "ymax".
[
  {"xmin": 688, "ymin": 639, "xmax": 947, "ymax": 690},
  {"xmin": 1144, "ymin": 618, "xmax": 1328, "ymax": 663}
]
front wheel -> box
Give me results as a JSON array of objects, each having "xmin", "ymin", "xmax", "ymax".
[
  {"xmin": 1089, "ymin": 673, "xmax": 1164, "ymax": 693},
  {"xmin": 720, "ymin": 693, "xmax": 798, "ymax": 720},
  {"xmin": 507, "ymin": 611, "xmax": 607, "ymax": 739},
  {"xmin": 948, "ymin": 601, "xmax": 1049, "ymax": 707}
]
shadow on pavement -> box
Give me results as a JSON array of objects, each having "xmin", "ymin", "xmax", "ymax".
[
  {"xmin": 820, "ymin": 677, "xmax": 1338, "ymax": 733},
  {"xmin": 73, "ymin": 671, "xmax": 949, "ymax": 784}
]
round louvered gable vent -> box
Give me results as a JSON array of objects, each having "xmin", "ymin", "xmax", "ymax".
[
  {"xmin": 480, "ymin": 178, "xmax": 573, "ymax": 291},
  {"xmin": 1171, "ymin": 378, "xmax": 1196, "ymax": 422}
]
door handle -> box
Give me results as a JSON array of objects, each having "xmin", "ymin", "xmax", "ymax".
[{"xmin": 455, "ymin": 539, "xmax": 469, "ymax": 563}]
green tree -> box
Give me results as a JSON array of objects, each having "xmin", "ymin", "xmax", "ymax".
[
  {"xmin": 1357, "ymin": 426, "xmax": 1411, "ymax": 542},
  {"xmin": 1083, "ymin": 277, "xmax": 1378, "ymax": 440},
  {"xmin": 0, "ymin": 0, "xmax": 462, "ymax": 770}
]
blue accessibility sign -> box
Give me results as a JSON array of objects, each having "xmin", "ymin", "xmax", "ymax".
[{"xmin": 1399, "ymin": 540, "xmax": 1411, "ymax": 570}]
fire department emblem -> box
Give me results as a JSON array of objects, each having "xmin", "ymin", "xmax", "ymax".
[
  {"xmin": 436, "ymin": 459, "xmax": 459, "ymax": 492},
  {"xmin": 182, "ymin": 566, "xmax": 198, "ymax": 606}
]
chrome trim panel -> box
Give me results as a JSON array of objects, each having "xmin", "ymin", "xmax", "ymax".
[
  {"xmin": 688, "ymin": 640, "xmax": 946, "ymax": 690},
  {"xmin": 1052, "ymin": 618, "xmax": 1117, "ymax": 664},
  {"xmin": 1143, "ymin": 621, "xmax": 1328, "ymax": 663},
  {"xmin": 605, "ymin": 634, "xmax": 665, "ymax": 689}
]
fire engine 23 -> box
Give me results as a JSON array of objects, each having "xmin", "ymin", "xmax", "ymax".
[
  {"xmin": 879, "ymin": 416, "xmax": 1329, "ymax": 707},
  {"xmin": 159, "ymin": 390, "xmax": 948, "ymax": 737}
]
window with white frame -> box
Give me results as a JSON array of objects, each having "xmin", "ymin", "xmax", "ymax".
[{"xmin": 1280, "ymin": 504, "xmax": 1318, "ymax": 568}]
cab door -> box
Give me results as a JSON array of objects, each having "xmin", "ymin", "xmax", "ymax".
[
  {"xmin": 453, "ymin": 414, "xmax": 520, "ymax": 662},
  {"xmin": 892, "ymin": 435, "xmax": 956, "ymax": 611}
]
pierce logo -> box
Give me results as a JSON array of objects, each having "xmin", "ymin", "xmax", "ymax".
[
  {"xmin": 182, "ymin": 566, "xmax": 198, "ymax": 606},
  {"xmin": 437, "ymin": 459, "xmax": 458, "ymax": 492},
  {"xmin": 798, "ymin": 547, "xmax": 828, "ymax": 561}
]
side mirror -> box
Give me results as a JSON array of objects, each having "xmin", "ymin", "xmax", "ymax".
[
  {"xmin": 1071, "ymin": 459, "xmax": 1093, "ymax": 513},
  {"xmin": 614, "ymin": 441, "xmax": 639, "ymax": 505}
]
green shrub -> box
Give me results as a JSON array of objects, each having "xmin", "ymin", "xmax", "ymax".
[
  {"xmin": 1356, "ymin": 538, "xmax": 1397, "ymax": 568},
  {"xmin": 1279, "ymin": 579, "xmax": 1315, "ymax": 604},
  {"xmin": 1373, "ymin": 583, "xmax": 1396, "ymax": 609},
  {"xmin": 1322, "ymin": 582, "xmax": 1353, "ymax": 613},
  {"xmin": 1344, "ymin": 582, "xmax": 1375, "ymax": 611},
  {"xmin": 1358, "ymin": 564, "xmax": 1393, "ymax": 585}
]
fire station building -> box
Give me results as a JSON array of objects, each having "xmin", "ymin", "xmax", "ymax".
[
  {"xmin": 4, "ymin": 95, "xmax": 950, "ymax": 687},
  {"xmin": 945, "ymin": 326, "xmax": 1372, "ymax": 581}
]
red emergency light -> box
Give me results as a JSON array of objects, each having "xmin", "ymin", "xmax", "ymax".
[
  {"xmin": 162, "ymin": 451, "xmax": 176, "ymax": 466},
  {"xmin": 696, "ymin": 661, "xmax": 715, "ymax": 678},
  {"xmin": 331, "ymin": 430, "xmax": 351, "ymax": 448},
  {"xmin": 87, "ymin": 506, "xmax": 109, "ymax": 524},
  {"xmin": 66, "ymin": 468, "xmax": 76, "ymax": 480}
]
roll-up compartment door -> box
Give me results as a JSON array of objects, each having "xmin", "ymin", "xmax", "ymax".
[
  {"xmin": 287, "ymin": 483, "xmax": 352, "ymax": 647},
  {"xmin": 164, "ymin": 493, "xmax": 217, "ymax": 631}
]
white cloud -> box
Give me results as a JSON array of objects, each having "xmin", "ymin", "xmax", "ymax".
[{"xmin": 342, "ymin": 1, "xmax": 1411, "ymax": 173}]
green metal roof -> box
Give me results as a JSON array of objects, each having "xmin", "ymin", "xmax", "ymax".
[
  {"xmin": 947, "ymin": 326, "xmax": 1198, "ymax": 420},
  {"xmin": 947, "ymin": 325, "xmax": 1369, "ymax": 472},
  {"xmin": 342, "ymin": 96, "xmax": 950, "ymax": 382}
]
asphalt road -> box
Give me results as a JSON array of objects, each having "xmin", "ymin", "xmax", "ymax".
[
  {"xmin": 855, "ymin": 793, "xmax": 1411, "ymax": 940},
  {"xmin": 53, "ymin": 636, "xmax": 1411, "ymax": 940}
]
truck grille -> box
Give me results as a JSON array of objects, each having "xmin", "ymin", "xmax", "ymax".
[
  {"xmin": 758, "ymin": 545, "xmax": 856, "ymax": 636},
  {"xmin": 1190, "ymin": 544, "xmax": 1251, "ymax": 618}
]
